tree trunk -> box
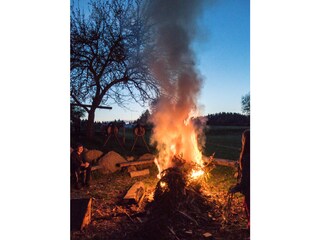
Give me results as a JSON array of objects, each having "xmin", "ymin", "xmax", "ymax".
[{"xmin": 86, "ymin": 108, "xmax": 96, "ymax": 140}]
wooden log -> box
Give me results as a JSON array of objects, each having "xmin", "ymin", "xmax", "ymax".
[
  {"xmin": 118, "ymin": 159, "xmax": 154, "ymax": 168},
  {"xmin": 71, "ymin": 198, "xmax": 92, "ymax": 231},
  {"xmin": 123, "ymin": 181, "xmax": 145, "ymax": 203},
  {"xmin": 213, "ymin": 158, "xmax": 238, "ymax": 168},
  {"xmin": 129, "ymin": 169, "xmax": 150, "ymax": 178}
]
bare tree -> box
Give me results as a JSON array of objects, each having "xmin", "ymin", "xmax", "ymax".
[
  {"xmin": 71, "ymin": 0, "xmax": 159, "ymax": 139},
  {"xmin": 241, "ymin": 92, "xmax": 250, "ymax": 116}
]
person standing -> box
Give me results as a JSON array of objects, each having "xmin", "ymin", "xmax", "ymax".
[
  {"xmin": 229, "ymin": 129, "xmax": 250, "ymax": 228},
  {"xmin": 71, "ymin": 143, "xmax": 92, "ymax": 189}
]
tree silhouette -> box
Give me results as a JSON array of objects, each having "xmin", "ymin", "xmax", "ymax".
[
  {"xmin": 136, "ymin": 109, "xmax": 151, "ymax": 125},
  {"xmin": 70, "ymin": 0, "xmax": 159, "ymax": 139},
  {"xmin": 241, "ymin": 92, "xmax": 250, "ymax": 116}
]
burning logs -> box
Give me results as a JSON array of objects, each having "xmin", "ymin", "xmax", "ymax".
[
  {"xmin": 153, "ymin": 168, "xmax": 187, "ymax": 215},
  {"xmin": 127, "ymin": 167, "xmax": 218, "ymax": 240}
]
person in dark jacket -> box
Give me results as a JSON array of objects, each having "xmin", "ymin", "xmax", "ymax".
[
  {"xmin": 71, "ymin": 143, "xmax": 91, "ymax": 189},
  {"xmin": 230, "ymin": 129, "xmax": 250, "ymax": 228}
]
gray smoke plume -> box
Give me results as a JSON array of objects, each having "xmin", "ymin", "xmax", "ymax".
[{"xmin": 146, "ymin": 0, "xmax": 209, "ymax": 172}]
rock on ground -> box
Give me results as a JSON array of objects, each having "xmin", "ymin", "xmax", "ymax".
[
  {"xmin": 83, "ymin": 150, "xmax": 104, "ymax": 164},
  {"xmin": 99, "ymin": 151, "xmax": 127, "ymax": 173}
]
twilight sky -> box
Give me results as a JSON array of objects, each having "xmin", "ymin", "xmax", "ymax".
[{"xmin": 75, "ymin": 0, "xmax": 250, "ymax": 122}]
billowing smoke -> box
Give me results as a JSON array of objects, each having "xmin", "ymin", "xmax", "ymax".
[{"xmin": 146, "ymin": 0, "xmax": 208, "ymax": 174}]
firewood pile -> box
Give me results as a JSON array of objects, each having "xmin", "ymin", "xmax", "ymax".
[{"xmin": 125, "ymin": 167, "xmax": 222, "ymax": 240}]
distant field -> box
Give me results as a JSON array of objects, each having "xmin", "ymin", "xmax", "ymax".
[
  {"xmin": 203, "ymin": 125, "xmax": 249, "ymax": 160},
  {"xmin": 72, "ymin": 125, "xmax": 249, "ymax": 161}
]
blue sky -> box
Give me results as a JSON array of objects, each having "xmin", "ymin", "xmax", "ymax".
[
  {"xmin": 75, "ymin": 0, "xmax": 250, "ymax": 122},
  {"xmin": 194, "ymin": 0, "xmax": 250, "ymax": 115}
]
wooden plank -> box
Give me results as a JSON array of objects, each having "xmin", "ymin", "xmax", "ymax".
[
  {"xmin": 129, "ymin": 169, "xmax": 150, "ymax": 178},
  {"xmin": 71, "ymin": 198, "xmax": 92, "ymax": 231},
  {"xmin": 123, "ymin": 181, "xmax": 145, "ymax": 203},
  {"xmin": 118, "ymin": 159, "xmax": 154, "ymax": 168}
]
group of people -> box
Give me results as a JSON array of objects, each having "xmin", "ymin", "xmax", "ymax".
[{"xmin": 70, "ymin": 129, "xmax": 250, "ymax": 227}]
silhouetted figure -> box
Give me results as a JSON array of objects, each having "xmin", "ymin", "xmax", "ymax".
[
  {"xmin": 71, "ymin": 143, "xmax": 92, "ymax": 189},
  {"xmin": 230, "ymin": 129, "xmax": 250, "ymax": 228}
]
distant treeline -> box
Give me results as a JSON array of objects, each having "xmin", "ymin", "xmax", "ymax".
[
  {"xmin": 72, "ymin": 112, "xmax": 250, "ymax": 135},
  {"xmin": 205, "ymin": 112, "xmax": 250, "ymax": 126}
]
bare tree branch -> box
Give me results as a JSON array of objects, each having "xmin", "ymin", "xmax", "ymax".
[{"xmin": 70, "ymin": 0, "xmax": 159, "ymax": 138}]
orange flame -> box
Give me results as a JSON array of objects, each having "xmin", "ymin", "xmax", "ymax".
[{"xmin": 151, "ymin": 108, "xmax": 205, "ymax": 179}]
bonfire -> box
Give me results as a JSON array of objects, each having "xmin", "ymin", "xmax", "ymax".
[{"xmin": 126, "ymin": 152, "xmax": 218, "ymax": 240}]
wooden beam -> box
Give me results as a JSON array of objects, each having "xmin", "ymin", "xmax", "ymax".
[
  {"xmin": 71, "ymin": 103, "xmax": 112, "ymax": 110},
  {"xmin": 117, "ymin": 159, "xmax": 154, "ymax": 168}
]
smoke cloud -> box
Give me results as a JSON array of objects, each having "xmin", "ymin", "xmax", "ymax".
[{"xmin": 146, "ymin": 0, "xmax": 208, "ymax": 172}]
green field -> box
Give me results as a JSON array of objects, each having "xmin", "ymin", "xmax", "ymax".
[{"xmin": 203, "ymin": 125, "xmax": 249, "ymax": 160}]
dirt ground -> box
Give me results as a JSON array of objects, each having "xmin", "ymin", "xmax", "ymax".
[{"xmin": 71, "ymin": 166, "xmax": 249, "ymax": 240}]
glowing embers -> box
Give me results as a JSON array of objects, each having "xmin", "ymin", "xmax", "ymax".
[
  {"xmin": 155, "ymin": 154, "xmax": 208, "ymax": 183},
  {"xmin": 159, "ymin": 181, "xmax": 167, "ymax": 188},
  {"xmin": 190, "ymin": 168, "xmax": 205, "ymax": 179}
]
